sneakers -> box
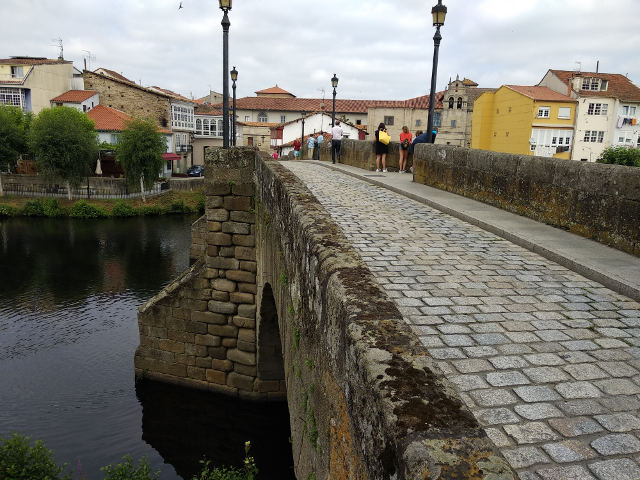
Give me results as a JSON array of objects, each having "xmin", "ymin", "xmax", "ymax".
[
  {"xmin": 382, "ymin": 169, "xmax": 388, "ymax": 173},
  {"xmin": 376, "ymin": 168, "xmax": 381, "ymax": 172}
]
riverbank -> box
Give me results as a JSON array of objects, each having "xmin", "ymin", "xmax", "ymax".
[{"xmin": 0, "ymin": 190, "xmax": 204, "ymax": 218}]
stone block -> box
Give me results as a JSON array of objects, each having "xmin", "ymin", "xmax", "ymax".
[
  {"xmin": 238, "ymin": 304, "xmax": 256, "ymax": 318},
  {"xmin": 192, "ymin": 311, "xmax": 227, "ymax": 325},
  {"xmin": 235, "ymin": 246, "xmax": 256, "ymax": 261},
  {"xmin": 255, "ymin": 379, "xmax": 281, "ymax": 393},
  {"xmin": 207, "ymin": 324, "xmax": 238, "ymax": 337},
  {"xmin": 168, "ymin": 329, "xmax": 195, "ymax": 343},
  {"xmin": 227, "ymin": 371, "xmax": 255, "ymax": 390},
  {"xmin": 160, "ymin": 339, "xmax": 185, "ymax": 354},
  {"xmin": 206, "ymin": 182, "xmax": 231, "ymax": 195},
  {"xmin": 225, "ymin": 270, "xmax": 256, "ymax": 283},
  {"xmin": 230, "ymin": 211, "xmax": 255, "ymax": 224},
  {"xmin": 206, "ymin": 369, "xmax": 227, "ymax": 385},
  {"xmin": 230, "ymin": 292, "xmax": 254, "ymax": 304},
  {"xmin": 207, "ymin": 232, "xmax": 232, "ymax": 246},
  {"xmin": 223, "ymin": 222, "xmax": 251, "ymax": 235},
  {"xmin": 232, "ymin": 183, "xmax": 254, "ymax": 196},
  {"xmin": 233, "ymin": 316, "xmax": 256, "ymax": 328},
  {"xmin": 195, "ymin": 334, "xmax": 221, "ymax": 347},
  {"xmin": 187, "ymin": 366, "xmax": 206, "ymax": 381},
  {"xmin": 208, "ymin": 300, "xmax": 236, "ymax": 314},
  {"xmin": 222, "ymin": 338, "xmax": 237, "ymax": 348},
  {"xmin": 238, "ymin": 328, "xmax": 256, "ymax": 343},
  {"xmin": 224, "ymin": 196, "xmax": 251, "ymax": 211},
  {"xmin": 238, "ymin": 283, "xmax": 257, "ymax": 294},
  {"xmin": 212, "ymin": 278, "xmax": 236, "ymax": 292},
  {"xmin": 166, "ymin": 362, "xmax": 187, "ymax": 377},
  {"xmin": 196, "ymin": 357, "xmax": 212, "ymax": 368},
  {"xmin": 227, "ymin": 348, "xmax": 256, "ymax": 366},
  {"xmin": 206, "ymin": 221, "xmax": 222, "ymax": 232},
  {"xmin": 206, "ymin": 256, "xmax": 239, "ymax": 270},
  {"xmin": 212, "ymin": 359, "xmax": 233, "ymax": 372},
  {"xmin": 206, "ymin": 196, "xmax": 223, "ymax": 208},
  {"xmin": 204, "ymin": 268, "xmax": 219, "ymax": 279},
  {"xmin": 239, "ymin": 261, "xmax": 257, "ymax": 273},
  {"xmin": 219, "ymin": 246, "xmax": 236, "ymax": 257},
  {"xmin": 206, "ymin": 208, "xmax": 229, "ymax": 222},
  {"xmin": 232, "ymin": 234, "xmax": 255, "ymax": 247},
  {"xmin": 208, "ymin": 346, "xmax": 227, "ymax": 359},
  {"xmin": 237, "ymin": 340, "xmax": 256, "ymax": 352},
  {"xmin": 234, "ymin": 363, "xmax": 257, "ymax": 377},
  {"xmin": 185, "ymin": 343, "xmax": 208, "ymax": 357}
]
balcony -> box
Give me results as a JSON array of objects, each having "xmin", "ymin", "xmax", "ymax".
[{"xmin": 175, "ymin": 145, "xmax": 192, "ymax": 153}]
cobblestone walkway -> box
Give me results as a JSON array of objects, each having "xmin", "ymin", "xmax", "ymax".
[{"xmin": 284, "ymin": 162, "xmax": 640, "ymax": 480}]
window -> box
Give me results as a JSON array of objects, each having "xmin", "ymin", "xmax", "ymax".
[
  {"xmin": 356, "ymin": 119, "xmax": 362, "ymax": 125},
  {"xmin": 176, "ymin": 134, "xmax": 181, "ymax": 145},
  {"xmin": 558, "ymin": 107, "xmax": 571, "ymax": 119},
  {"xmin": 196, "ymin": 119, "xmax": 202, "ymax": 135},
  {"xmin": 631, "ymin": 106, "xmax": 637, "ymax": 116},
  {"xmin": 202, "ymin": 119, "xmax": 209, "ymax": 135},
  {"xmin": 598, "ymin": 131, "xmax": 604, "ymax": 143},
  {"xmin": 622, "ymin": 106, "xmax": 629, "ymax": 115},
  {"xmin": 530, "ymin": 144, "xmax": 536, "ymax": 151},
  {"xmin": 451, "ymin": 119, "xmax": 456, "ymax": 128},
  {"xmin": 257, "ymin": 112, "xmax": 267, "ymax": 122},
  {"xmin": 82, "ymin": 105, "xmax": 87, "ymax": 112},
  {"xmin": 0, "ymin": 87, "xmax": 24, "ymax": 108},
  {"xmin": 537, "ymin": 107, "xmax": 550, "ymax": 118},
  {"xmin": 183, "ymin": 134, "xmax": 187, "ymax": 145},
  {"xmin": 170, "ymin": 104, "xmax": 194, "ymax": 129},
  {"xmin": 10, "ymin": 66, "xmax": 23, "ymax": 78},
  {"xmin": 587, "ymin": 103, "xmax": 607, "ymax": 115},
  {"xmin": 433, "ymin": 112, "xmax": 441, "ymax": 127},
  {"xmin": 383, "ymin": 116, "xmax": 394, "ymax": 125},
  {"xmin": 244, "ymin": 115, "xmax": 250, "ymax": 122},
  {"xmin": 456, "ymin": 97, "xmax": 462, "ymax": 109},
  {"xmin": 110, "ymin": 134, "xmax": 119, "ymax": 144},
  {"xmin": 448, "ymin": 97, "xmax": 454, "ymax": 109},
  {"xmin": 617, "ymin": 132, "xmax": 634, "ymax": 144},
  {"xmin": 280, "ymin": 115, "xmax": 286, "ymax": 123},
  {"xmin": 582, "ymin": 77, "xmax": 601, "ymax": 91},
  {"xmin": 415, "ymin": 119, "xmax": 421, "ymax": 127},
  {"xmin": 583, "ymin": 130, "xmax": 604, "ymax": 143}
]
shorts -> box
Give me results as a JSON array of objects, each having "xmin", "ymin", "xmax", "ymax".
[
  {"xmin": 400, "ymin": 143, "xmax": 409, "ymax": 151},
  {"xmin": 375, "ymin": 142, "xmax": 388, "ymax": 155},
  {"xmin": 294, "ymin": 151, "xmax": 300, "ymax": 157}
]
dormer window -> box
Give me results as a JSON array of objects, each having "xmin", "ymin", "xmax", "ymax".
[{"xmin": 581, "ymin": 77, "xmax": 608, "ymax": 91}]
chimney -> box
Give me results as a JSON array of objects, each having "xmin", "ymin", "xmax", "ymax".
[{"xmin": 596, "ymin": 60, "xmax": 599, "ymax": 73}]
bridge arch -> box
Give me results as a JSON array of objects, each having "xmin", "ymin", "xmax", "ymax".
[{"xmin": 256, "ymin": 283, "xmax": 284, "ymax": 382}]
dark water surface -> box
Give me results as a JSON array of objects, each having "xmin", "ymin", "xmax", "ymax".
[{"xmin": 0, "ymin": 216, "xmax": 294, "ymax": 479}]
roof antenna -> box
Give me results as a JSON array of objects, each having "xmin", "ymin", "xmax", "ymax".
[
  {"xmin": 51, "ymin": 37, "xmax": 63, "ymax": 59},
  {"xmin": 575, "ymin": 61, "xmax": 582, "ymax": 72},
  {"xmin": 82, "ymin": 50, "xmax": 96, "ymax": 71}
]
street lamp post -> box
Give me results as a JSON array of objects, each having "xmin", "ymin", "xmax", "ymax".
[
  {"xmin": 219, "ymin": 0, "xmax": 232, "ymax": 149},
  {"xmin": 331, "ymin": 74, "xmax": 338, "ymax": 127},
  {"xmin": 231, "ymin": 66, "xmax": 238, "ymax": 146},
  {"xmin": 301, "ymin": 111, "xmax": 305, "ymax": 157},
  {"xmin": 426, "ymin": 0, "xmax": 447, "ymax": 144}
]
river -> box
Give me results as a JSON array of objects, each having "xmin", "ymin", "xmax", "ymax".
[{"xmin": 0, "ymin": 216, "xmax": 294, "ymax": 479}]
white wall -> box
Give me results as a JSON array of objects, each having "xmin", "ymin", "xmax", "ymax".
[{"xmin": 281, "ymin": 113, "xmax": 360, "ymax": 145}]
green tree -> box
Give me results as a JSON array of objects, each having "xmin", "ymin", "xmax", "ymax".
[
  {"xmin": 0, "ymin": 105, "xmax": 31, "ymax": 195},
  {"xmin": 0, "ymin": 433, "xmax": 71, "ymax": 480},
  {"xmin": 29, "ymin": 106, "xmax": 98, "ymax": 199},
  {"xmin": 116, "ymin": 117, "xmax": 166, "ymax": 202},
  {"xmin": 598, "ymin": 146, "xmax": 640, "ymax": 167}
]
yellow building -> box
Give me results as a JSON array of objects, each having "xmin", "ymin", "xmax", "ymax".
[{"xmin": 472, "ymin": 85, "xmax": 576, "ymax": 158}]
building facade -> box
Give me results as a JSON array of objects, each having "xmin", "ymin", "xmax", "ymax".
[
  {"xmin": 50, "ymin": 90, "xmax": 99, "ymax": 112},
  {"xmin": 472, "ymin": 85, "xmax": 576, "ymax": 158}
]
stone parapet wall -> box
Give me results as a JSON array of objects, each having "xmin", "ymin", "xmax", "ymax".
[
  {"xmin": 411, "ymin": 144, "xmax": 640, "ymax": 256},
  {"xmin": 255, "ymin": 159, "xmax": 512, "ymax": 479},
  {"xmin": 320, "ymin": 138, "xmax": 413, "ymax": 172},
  {"xmin": 189, "ymin": 215, "xmax": 206, "ymax": 263},
  {"xmin": 168, "ymin": 177, "xmax": 205, "ymax": 191},
  {"xmin": 135, "ymin": 147, "xmax": 285, "ymax": 401}
]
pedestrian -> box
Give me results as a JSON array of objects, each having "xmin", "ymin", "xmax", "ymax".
[
  {"xmin": 331, "ymin": 120, "xmax": 343, "ymax": 164},
  {"xmin": 315, "ymin": 133, "xmax": 323, "ymax": 160},
  {"xmin": 399, "ymin": 125, "xmax": 412, "ymax": 173},
  {"xmin": 410, "ymin": 130, "xmax": 428, "ymax": 154},
  {"xmin": 271, "ymin": 151, "xmax": 279, "ymax": 160},
  {"xmin": 292, "ymin": 138, "xmax": 302, "ymax": 158},
  {"xmin": 306, "ymin": 134, "xmax": 316, "ymax": 160},
  {"xmin": 374, "ymin": 122, "xmax": 388, "ymax": 173}
]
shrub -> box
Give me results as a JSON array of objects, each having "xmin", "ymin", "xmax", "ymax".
[
  {"xmin": 0, "ymin": 433, "xmax": 71, "ymax": 480},
  {"xmin": 22, "ymin": 199, "xmax": 45, "ymax": 217},
  {"xmin": 193, "ymin": 442, "xmax": 257, "ymax": 480},
  {"xmin": 69, "ymin": 200, "xmax": 108, "ymax": 218},
  {"xmin": 168, "ymin": 199, "xmax": 192, "ymax": 214},
  {"xmin": 111, "ymin": 201, "xmax": 138, "ymax": 217},
  {"xmin": 598, "ymin": 146, "xmax": 640, "ymax": 167},
  {"xmin": 139, "ymin": 205, "xmax": 162, "ymax": 216},
  {"xmin": 43, "ymin": 198, "xmax": 67, "ymax": 217},
  {"xmin": 196, "ymin": 196, "xmax": 205, "ymax": 214},
  {"xmin": 0, "ymin": 204, "xmax": 17, "ymax": 217},
  {"xmin": 100, "ymin": 455, "xmax": 160, "ymax": 480}
]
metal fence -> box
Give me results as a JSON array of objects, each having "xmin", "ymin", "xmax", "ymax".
[{"xmin": 1, "ymin": 180, "xmax": 164, "ymax": 199}]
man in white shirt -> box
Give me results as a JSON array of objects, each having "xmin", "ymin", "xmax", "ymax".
[{"xmin": 331, "ymin": 120, "xmax": 343, "ymax": 164}]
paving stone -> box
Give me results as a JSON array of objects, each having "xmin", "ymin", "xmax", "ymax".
[
  {"xmin": 542, "ymin": 439, "xmax": 597, "ymax": 463},
  {"xmin": 488, "ymin": 355, "xmax": 530, "ymax": 370},
  {"xmin": 590, "ymin": 433, "xmax": 640, "ymax": 455},
  {"xmin": 523, "ymin": 366, "xmax": 570, "ymax": 383},
  {"xmin": 429, "ymin": 348, "xmax": 467, "ymax": 359},
  {"xmin": 556, "ymin": 400, "xmax": 606, "ymax": 416},
  {"xmin": 514, "ymin": 403, "xmax": 563, "ymax": 420},
  {"xmin": 448, "ymin": 374, "xmax": 489, "ymax": 391},
  {"xmin": 536, "ymin": 330, "xmax": 572, "ymax": 342},
  {"xmin": 501, "ymin": 446, "xmax": 550, "ymax": 468},
  {"xmin": 484, "ymin": 427, "xmax": 513, "ymax": 448},
  {"xmin": 475, "ymin": 408, "xmax": 520, "ymax": 425},
  {"xmin": 463, "ymin": 345, "xmax": 499, "ymax": 357},
  {"xmin": 537, "ymin": 465, "xmax": 597, "ymax": 480},
  {"xmin": 470, "ymin": 389, "xmax": 518, "ymax": 407},
  {"xmin": 594, "ymin": 378, "xmax": 640, "ymax": 395},
  {"xmin": 524, "ymin": 353, "xmax": 565, "ymax": 366},
  {"xmin": 555, "ymin": 381, "xmax": 602, "ymax": 399},
  {"xmin": 451, "ymin": 358, "xmax": 493, "ymax": 373},
  {"xmin": 599, "ymin": 361, "xmax": 639, "ymax": 378},
  {"xmin": 598, "ymin": 395, "xmax": 640, "ymax": 412},
  {"xmin": 498, "ymin": 343, "xmax": 535, "ymax": 355},
  {"xmin": 548, "ymin": 417, "xmax": 604, "ymax": 437},
  {"xmin": 514, "ymin": 386, "xmax": 561, "ymax": 403},
  {"xmin": 486, "ymin": 371, "xmax": 531, "ymax": 387},
  {"xmin": 472, "ymin": 333, "xmax": 510, "ymax": 345},
  {"xmin": 594, "ymin": 413, "xmax": 640, "ymax": 432},
  {"xmin": 442, "ymin": 334, "xmax": 475, "ymax": 347},
  {"xmin": 588, "ymin": 458, "xmax": 640, "ymax": 480},
  {"xmin": 563, "ymin": 363, "xmax": 608, "ymax": 380},
  {"xmin": 504, "ymin": 422, "xmax": 560, "ymax": 444},
  {"xmin": 518, "ymin": 473, "xmax": 542, "ymax": 480}
]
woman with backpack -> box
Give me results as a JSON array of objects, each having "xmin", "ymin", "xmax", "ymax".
[
  {"xmin": 375, "ymin": 122, "xmax": 389, "ymax": 172},
  {"xmin": 399, "ymin": 126, "xmax": 412, "ymax": 173}
]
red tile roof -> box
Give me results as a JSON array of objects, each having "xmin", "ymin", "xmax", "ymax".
[
  {"xmin": 462, "ymin": 78, "xmax": 479, "ymax": 86},
  {"xmin": 195, "ymin": 104, "xmax": 222, "ymax": 115},
  {"xmin": 237, "ymin": 121, "xmax": 280, "ymax": 128},
  {"xmin": 547, "ymin": 70, "xmax": 640, "ymax": 102},
  {"xmin": 505, "ymin": 85, "xmax": 576, "ymax": 103},
  {"xmin": 51, "ymin": 90, "xmax": 98, "ymax": 103},
  {"xmin": 94, "ymin": 67, "xmax": 134, "ymax": 84},
  {"xmin": 256, "ymin": 85, "xmax": 295, "ymax": 96},
  {"xmin": 87, "ymin": 104, "xmax": 170, "ymax": 133},
  {"xmin": 0, "ymin": 57, "xmax": 70, "ymax": 66}
]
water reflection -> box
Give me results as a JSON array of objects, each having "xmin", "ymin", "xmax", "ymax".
[
  {"xmin": 137, "ymin": 380, "xmax": 295, "ymax": 480},
  {"xmin": 0, "ymin": 216, "xmax": 293, "ymax": 479}
]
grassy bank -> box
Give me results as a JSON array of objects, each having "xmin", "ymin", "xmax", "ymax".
[{"xmin": 0, "ymin": 190, "xmax": 204, "ymax": 218}]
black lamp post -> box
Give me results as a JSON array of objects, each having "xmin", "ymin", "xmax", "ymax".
[
  {"xmin": 426, "ymin": 0, "xmax": 447, "ymax": 144},
  {"xmin": 219, "ymin": 0, "xmax": 232, "ymax": 149},
  {"xmin": 301, "ymin": 111, "xmax": 306, "ymax": 156},
  {"xmin": 331, "ymin": 73, "xmax": 338, "ymax": 127},
  {"xmin": 231, "ymin": 66, "xmax": 238, "ymax": 146}
]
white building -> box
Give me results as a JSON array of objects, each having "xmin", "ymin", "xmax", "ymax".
[
  {"xmin": 539, "ymin": 70, "xmax": 640, "ymax": 161},
  {"xmin": 50, "ymin": 90, "xmax": 99, "ymax": 112}
]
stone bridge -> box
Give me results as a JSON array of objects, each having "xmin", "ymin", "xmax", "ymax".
[{"xmin": 135, "ymin": 143, "xmax": 640, "ymax": 480}]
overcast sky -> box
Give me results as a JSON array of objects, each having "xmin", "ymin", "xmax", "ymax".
[{"xmin": 3, "ymin": 0, "xmax": 640, "ymax": 101}]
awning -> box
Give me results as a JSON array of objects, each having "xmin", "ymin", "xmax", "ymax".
[{"xmin": 162, "ymin": 153, "xmax": 181, "ymax": 161}]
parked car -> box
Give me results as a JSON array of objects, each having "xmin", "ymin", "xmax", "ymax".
[{"xmin": 187, "ymin": 165, "xmax": 204, "ymax": 177}]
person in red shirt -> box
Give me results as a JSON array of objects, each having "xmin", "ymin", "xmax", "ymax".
[
  {"xmin": 399, "ymin": 126, "xmax": 412, "ymax": 173},
  {"xmin": 292, "ymin": 139, "xmax": 302, "ymax": 158}
]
